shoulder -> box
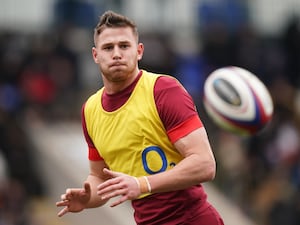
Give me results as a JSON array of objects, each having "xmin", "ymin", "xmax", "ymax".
[
  {"xmin": 155, "ymin": 75, "xmax": 183, "ymax": 91},
  {"xmin": 154, "ymin": 75, "xmax": 191, "ymax": 105},
  {"xmin": 153, "ymin": 74, "xmax": 199, "ymax": 132}
]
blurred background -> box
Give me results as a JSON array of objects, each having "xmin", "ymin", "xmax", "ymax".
[{"xmin": 1, "ymin": 0, "xmax": 300, "ymax": 224}]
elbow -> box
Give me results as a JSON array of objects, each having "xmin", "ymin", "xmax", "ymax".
[
  {"xmin": 208, "ymin": 163, "xmax": 216, "ymax": 181},
  {"xmin": 202, "ymin": 161, "xmax": 216, "ymax": 182}
]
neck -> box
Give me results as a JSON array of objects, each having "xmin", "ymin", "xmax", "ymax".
[{"xmin": 103, "ymin": 69, "xmax": 140, "ymax": 94}]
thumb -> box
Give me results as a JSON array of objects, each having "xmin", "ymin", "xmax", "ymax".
[
  {"xmin": 83, "ymin": 182, "xmax": 91, "ymax": 194},
  {"xmin": 103, "ymin": 168, "xmax": 123, "ymax": 178}
]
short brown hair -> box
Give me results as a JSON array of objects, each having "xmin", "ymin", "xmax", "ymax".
[{"xmin": 93, "ymin": 11, "xmax": 138, "ymax": 45}]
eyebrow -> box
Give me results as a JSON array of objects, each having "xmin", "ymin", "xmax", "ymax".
[{"xmin": 101, "ymin": 40, "xmax": 132, "ymax": 47}]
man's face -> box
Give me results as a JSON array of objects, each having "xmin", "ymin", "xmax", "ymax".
[{"xmin": 92, "ymin": 27, "xmax": 143, "ymax": 83}]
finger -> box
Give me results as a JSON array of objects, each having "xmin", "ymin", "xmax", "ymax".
[
  {"xmin": 97, "ymin": 185, "xmax": 114, "ymax": 196},
  {"xmin": 63, "ymin": 189, "xmax": 73, "ymax": 200},
  {"xmin": 97, "ymin": 177, "xmax": 120, "ymax": 191},
  {"xmin": 60, "ymin": 194, "xmax": 67, "ymax": 200},
  {"xmin": 101, "ymin": 187, "xmax": 126, "ymax": 200},
  {"xmin": 57, "ymin": 207, "xmax": 69, "ymax": 217},
  {"xmin": 65, "ymin": 188, "xmax": 83, "ymax": 199},
  {"xmin": 110, "ymin": 195, "xmax": 128, "ymax": 207},
  {"xmin": 66, "ymin": 188, "xmax": 73, "ymax": 196},
  {"xmin": 56, "ymin": 200, "xmax": 69, "ymax": 207},
  {"xmin": 97, "ymin": 180, "xmax": 124, "ymax": 197}
]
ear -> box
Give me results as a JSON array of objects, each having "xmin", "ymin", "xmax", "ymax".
[
  {"xmin": 92, "ymin": 47, "xmax": 99, "ymax": 63},
  {"xmin": 137, "ymin": 43, "xmax": 144, "ymax": 61}
]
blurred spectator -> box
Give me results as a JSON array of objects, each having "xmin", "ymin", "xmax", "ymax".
[
  {"xmin": 174, "ymin": 53, "xmax": 206, "ymax": 106},
  {"xmin": 139, "ymin": 32, "xmax": 176, "ymax": 75},
  {"xmin": 0, "ymin": 109, "xmax": 44, "ymax": 197},
  {"xmin": 281, "ymin": 16, "xmax": 300, "ymax": 88},
  {"xmin": 198, "ymin": 0, "xmax": 249, "ymax": 34},
  {"xmin": 0, "ymin": 30, "xmax": 82, "ymax": 225},
  {"xmin": 170, "ymin": 32, "xmax": 207, "ymax": 107},
  {"xmin": 0, "ymin": 179, "xmax": 30, "ymax": 225},
  {"xmin": 268, "ymin": 198, "xmax": 300, "ymax": 225},
  {"xmin": 0, "ymin": 151, "xmax": 7, "ymax": 183},
  {"xmin": 19, "ymin": 56, "xmax": 56, "ymax": 108},
  {"xmin": 198, "ymin": 0, "xmax": 250, "ymax": 70},
  {"xmin": 0, "ymin": 84, "xmax": 20, "ymax": 113},
  {"xmin": 15, "ymin": 31, "xmax": 81, "ymax": 120},
  {"xmin": 53, "ymin": 0, "xmax": 98, "ymax": 29}
]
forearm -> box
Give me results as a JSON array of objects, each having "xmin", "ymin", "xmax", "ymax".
[
  {"xmin": 147, "ymin": 154, "xmax": 215, "ymax": 193},
  {"xmin": 147, "ymin": 128, "xmax": 216, "ymax": 193},
  {"xmin": 85, "ymin": 174, "xmax": 109, "ymax": 208}
]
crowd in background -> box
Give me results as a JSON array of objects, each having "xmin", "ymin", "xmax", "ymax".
[{"xmin": 1, "ymin": 0, "xmax": 300, "ymax": 225}]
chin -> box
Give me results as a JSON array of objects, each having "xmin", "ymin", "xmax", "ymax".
[{"xmin": 110, "ymin": 70, "xmax": 128, "ymax": 81}]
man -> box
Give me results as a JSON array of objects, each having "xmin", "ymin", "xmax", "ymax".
[{"xmin": 56, "ymin": 10, "xmax": 224, "ymax": 225}]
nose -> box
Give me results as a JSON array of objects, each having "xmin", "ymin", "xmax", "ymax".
[{"xmin": 112, "ymin": 46, "xmax": 121, "ymax": 59}]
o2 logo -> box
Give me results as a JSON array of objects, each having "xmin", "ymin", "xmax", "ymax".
[{"xmin": 142, "ymin": 146, "xmax": 175, "ymax": 174}]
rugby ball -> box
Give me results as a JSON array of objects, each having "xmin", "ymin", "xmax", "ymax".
[{"xmin": 203, "ymin": 66, "xmax": 273, "ymax": 135}]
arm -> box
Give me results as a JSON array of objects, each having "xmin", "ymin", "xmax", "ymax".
[
  {"xmin": 147, "ymin": 127, "xmax": 216, "ymax": 193},
  {"xmin": 56, "ymin": 160, "xmax": 110, "ymax": 216},
  {"xmin": 147, "ymin": 76, "xmax": 216, "ymax": 191},
  {"xmin": 97, "ymin": 126, "xmax": 216, "ymax": 206}
]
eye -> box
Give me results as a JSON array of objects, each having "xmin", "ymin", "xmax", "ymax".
[
  {"xmin": 103, "ymin": 45, "xmax": 113, "ymax": 51},
  {"xmin": 120, "ymin": 44, "xmax": 130, "ymax": 49}
]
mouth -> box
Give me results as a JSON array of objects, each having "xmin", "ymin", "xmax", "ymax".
[{"xmin": 110, "ymin": 62, "xmax": 125, "ymax": 67}]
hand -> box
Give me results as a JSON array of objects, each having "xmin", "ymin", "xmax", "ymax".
[
  {"xmin": 97, "ymin": 168, "xmax": 141, "ymax": 207},
  {"xmin": 56, "ymin": 182, "xmax": 91, "ymax": 217}
]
